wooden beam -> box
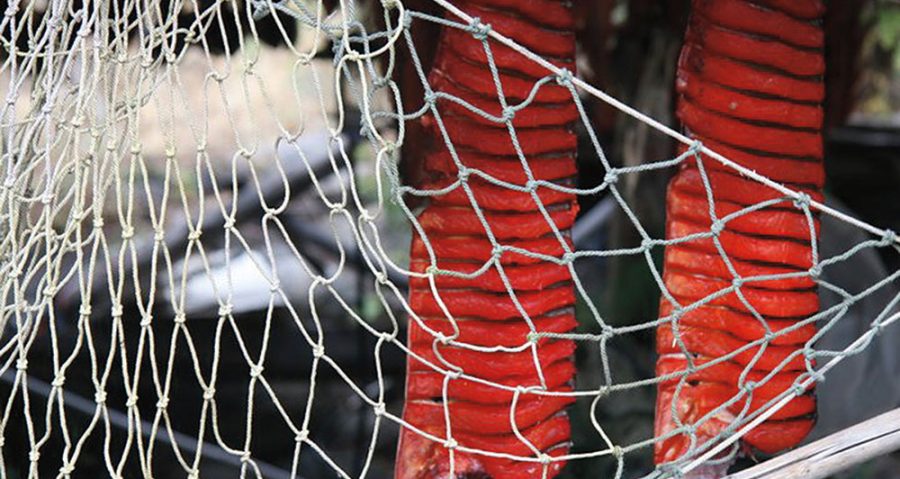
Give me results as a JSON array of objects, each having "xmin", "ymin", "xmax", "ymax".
[{"xmin": 727, "ymin": 407, "xmax": 900, "ymax": 479}]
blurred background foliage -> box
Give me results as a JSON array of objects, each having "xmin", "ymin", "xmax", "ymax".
[{"xmin": 857, "ymin": 1, "xmax": 900, "ymax": 121}]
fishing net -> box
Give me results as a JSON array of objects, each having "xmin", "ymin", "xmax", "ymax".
[{"xmin": 1, "ymin": 0, "xmax": 898, "ymax": 477}]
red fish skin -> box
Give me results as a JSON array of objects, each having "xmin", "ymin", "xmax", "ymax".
[
  {"xmin": 677, "ymin": 72, "xmax": 824, "ymax": 130},
  {"xmin": 663, "ymin": 246, "xmax": 818, "ymax": 291},
  {"xmin": 692, "ymin": 0, "xmax": 824, "ymax": 49},
  {"xmin": 659, "ymin": 301, "xmax": 818, "ymax": 346},
  {"xmin": 396, "ymin": 0, "xmax": 579, "ymax": 477},
  {"xmin": 685, "ymin": 17, "xmax": 825, "ymax": 77},
  {"xmin": 669, "ymin": 167, "xmax": 824, "ymax": 207},
  {"xmin": 410, "ymin": 233, "xmax": 570, "ymax": 266},
  {"xmin": 753, "ymin": 0, "xmax": 825, "ymax": 20},
  {"xmin": 677, "ymin": 101, "xmax": 823, "ymax": 158},
  {"xmin": 679, "ymin": 44, "xmax": 825, "ymax": 103},
  {"xmin": 655, "ymin": 0, "xmax": 825, "ymax": 468}
]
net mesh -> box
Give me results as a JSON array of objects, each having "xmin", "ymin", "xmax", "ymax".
[{"xmin": 0, "ymin": 0, "xmax": 898, "ymax": 478}]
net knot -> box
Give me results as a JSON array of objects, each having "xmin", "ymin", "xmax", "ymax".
[
  {"xmin": 380, "ymin": 331, "xmax": 397, "ymax": 342},
  {"xmin": 382, "ymin": 0, "xmax": 399, "ymax": 9},
  {"xmin": 402, "ymin": 10, "xmax": 413, "ymax": 28},
  {"xmin": 140, "ymin": 315, "xmax": 152, "ymax": 327},
  {"xmin": 880, "ymin": 229, "xmax": 897, "ymax": 246},
  {"xmin": 121, "ymin": 225, "xmax": 135, "ymax": 240},
  {"xmin": 710, "ymin": 220, "xmax": 724, "ymax": 236},
  {"xmin": 792, "ymin": 192, "xmax": 811, "ymax": 209},
  {"xmin": 223, "ymin": 217, "xmax": 236, "ymax": 230},
  {"xmin": 373, "ymin": 402, "xmax": 386, "ymax": 416},
  {"xmin": 525, "ymin": 179, "xmax": 538, "ymax": 193},
  {"xmin": 29, "ymin": 451, "xmax": 40, "ymax": 463},
  {"xmin": 423, "ymin": 91, "xmax": 438, "ymax": 106},
  {"xmin": 375, "ymin": 271, "xmax": 389, "ymax": 285},
  {"xmin": 4, "ymin": 2, "xmax": 18, "ymax": 15},
  {"xmin": 445, "ymin": 438, "xmax": 458, "ymax": 450},
  {"xmin": 526, "ymin": 331, "xmax": 540, "ymax": 344},
  {"xmin": 154, "ymin": 230, "xmax": 165, "ymax": 242},
  {"xmin": 51, "ymin": 375, "xmax": 66, "ymax": 388},
  {"xmin": 93, "ymin": 217, "xmax": 104, "ymax": 229},
  {"xmin": 250, "ymin": 365, "xmax": 265, "ymax": 378},
  {"xmin": 501, "ymin": 106, "xmax": 516, "ymax": 122},
  {"xmin": 687, "ymin": 139, "xmax": 704, "ymax": 155},
  {"xmin": 94, "ymin": 391, "xmax": 107, "ymax": 404},
  {"xmin": 808, "ymin": 264, "xmax": 822, "ymax": 279},
  {"xmin": 539, "ymin": 453, "xmax": 552, "ymax": 465},
  {"xmin": 731, "ymin": 277, "xmax": 744, "ymax": 289},
  {"xmin": 60, "ymin": 463, "xmax": 75, "ymax": 475},
  {"xmin": 515, "ymin": 385, "xmax": 531, "ymax": 396},
  {"xmin": 248, "ymin": 0, "xmax": 271, "ymax": 20},
  {"xmin": 603, "ymin": 170, "xmax": 619, "ymax": 185},
  {"xmin": 174, "ymin": 312, "xmax": 187, "ymax": 324},
  {"xmin": 240, "ymin": 451, "xmax": 252, "ymax": 463},
  {"xmin": 295, "ymin": 430, "xmax": 309, "ymax": 442},
  {"xmin": 612, "ymin": 445, "xmax": 624, "ymax": 459},
  {"xmin": 312, "ymin": 344, "xmax": 326, "ymax": 358},
  {"xmin": 347, "ymin": 50, "xmax": 365, "ymax": 63},
  {"xmin": 456, "ymin": 167, "xmax": 470, "ymax": 181},
  {"xmin": 203, "ymin": 388, "xmax": 216, "ymax": 401},
  {"xmin": 16, "ymin": 359, "xmax": 28, "ymax": 371},
  {"xmin": 360, "ymin": 209, "xmax": 376, "ymax": 222},
  {"xmin": 210, "ymin": 71, "xmax": 227, "ymax": 83},
  {"xmin": 79, "ymin": 305, "xmax": 92, "ymax": 317},
  {"xmin": 188, "ymin": 229, "xmax": 202, "ymax": 241},
  {"xmin": 467, "ymin": 18, "xmax": 491, "ymax": 41},
  {"xmin": 218, "ymin": 304, "xmax": 233, "ymax": 317},
  {"xmin": 601, "ymin": 325, "xmax": 615, "ymax": 339},
  {"xmin": 446, "ymin": 369, "xmax": 462, "ymax": 380},
  {"xmin": 156, "ymin": 397, "xmax": 169, "ymax": 409},
  {"xmin": 555, "ymin": 69, "xmax": 574, "ymax": 86},
  {"xmin": 741, "ymin": 381, "xmax": 756, "ymax": 393}
]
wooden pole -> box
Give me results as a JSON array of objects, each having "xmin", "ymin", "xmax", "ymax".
[{"xmin": 727, "ymin": 407, "xmax": 900, "ymax": 479}]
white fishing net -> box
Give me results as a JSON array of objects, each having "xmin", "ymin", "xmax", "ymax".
[{"xmin": 1, "ymin": 0, "xmax": 898, "ymax": 478}]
